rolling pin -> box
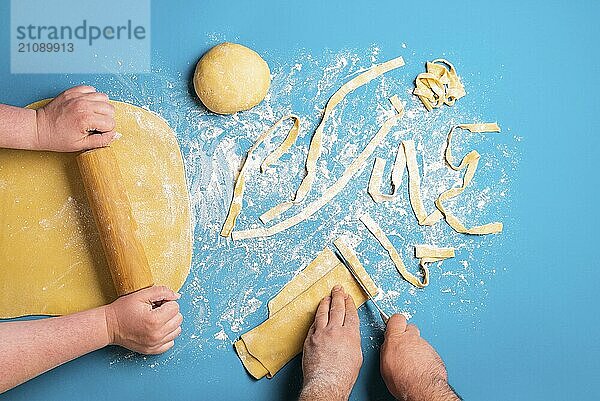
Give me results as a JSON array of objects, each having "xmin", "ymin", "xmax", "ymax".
[{"xmin": 76, "ymin": 147, "xmax": 154, "ymax": 296}]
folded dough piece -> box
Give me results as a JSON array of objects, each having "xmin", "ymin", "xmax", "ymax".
[
  {"xmin": 267, "ymin": 247, "xmax": 340, "ymax": 316},
  {"xmin": 234, "ymin": 239, "xmax": 377, "ymax": 379}
]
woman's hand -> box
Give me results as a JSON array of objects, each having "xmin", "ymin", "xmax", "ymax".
[
  {"xmin": 35, "ymin": 85, "xmax": 117, "ymax": 151},
  {"xmin": 104, "ymin": 286, "xmax": 183, "ymax": 355}
]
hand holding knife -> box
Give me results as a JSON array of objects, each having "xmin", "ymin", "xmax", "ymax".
[{"xmin": 333, "ymin": 245, "xmax": 390, "ymax": 325}]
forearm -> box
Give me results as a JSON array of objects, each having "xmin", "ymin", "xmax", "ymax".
[
  {"xmin": 421, "ymin": 382, "xmax": 462, "ymax": 401},
  {"xmin": 0, "ymin": 306, "xmax": 111, "ymax": 393},
  {"xmin": 398, "ymin": 378, "xmax": 462, "ymax": 401},
  {"xmin": 0, "ymin": 104, "xmax": 38, "ymax": 150},
  {"xmin": 299, "ymin": 381, "xmax": 350, "ymax": 401}
]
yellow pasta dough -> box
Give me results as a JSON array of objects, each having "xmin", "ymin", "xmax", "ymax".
[
  {"xmin": 367, "ymin": 143, "xmax": 405, "ymax": 203},
  {"xmin": 367, "ymin": 140, "xmax": 442, "ymax": 225},
  {"xmin": 193, "ymin": 42, "xmax": 271, "ymax": 115},
  {"xmin": 0, "ymin": 100, "xmax": 192, "ymax": 318},
  {"xmin": 436, "ymin": 123, "xmax": 503, "ymax": 235},
  {"xmin": 220, "ymin": 115, "xmax": 300, "ymax": 237},
  {"xmin": 234, "ymin": 239, "xmax": 377, "ymax": 379},
  {"xmin": 259, "ymin": 56, "xmax": 406, "ymax": 224}
]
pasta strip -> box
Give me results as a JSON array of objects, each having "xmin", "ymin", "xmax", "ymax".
[
  {"xmin": 231, "ymin": 97, "xmax": 404, "ymax": 240},
  {"xmin": 435, "ymin": 123, "xmax": 503, "ymax": 235},
  {"xmin": 260, "ymin": 56, "xmax": 406, "ymax": 224},
  {"xmin": 367, "ymin": 123, "xmax": 503, "ymax": 235},
  {"xmin": 415, "ymin": 245, "xmax": 455, "ymax": 260},
  {"xmin": 367, "ymin": 143, "xmax": 405, "ymax": 203},
  {"xmin": 367, "ymin": 140, "xmax": 443, "ymax": 225},
  {"xmin": 403, "ymin": 140, "xmax": 444, "ymax": 225},
  {"xmin": 220, "ymin": 115, "xmax": 300, "ymax": 237},
  {"xmin": 360, "ymin": 214, "xmax": 454, "ymax": 288}
]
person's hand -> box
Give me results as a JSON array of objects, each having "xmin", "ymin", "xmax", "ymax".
[
  {"xmin": 380, "ymin": 314, "xmax": 460, "ymax": 401},
  {"xmin": 299, "ymin": 285, "xmax": 362, "ymax": 401},
  {"xmin": 35, "ymin": 85, "xmax": 117, "ymax": 152},
  {"xmin": 103, "ymin": 286, "xmax": 183, "ymax": 355}
]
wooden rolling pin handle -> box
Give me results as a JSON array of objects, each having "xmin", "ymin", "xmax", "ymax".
[{"xmin": 77, "ymin": 147, "xmax": 154, "ymax": 297}]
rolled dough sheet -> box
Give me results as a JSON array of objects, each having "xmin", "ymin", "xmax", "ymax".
[
  {"xmin": 0, "ymin": 100, "xmax": 192, "ymax": 319},
  {"xmin": 234, "ymin": 239, "xmax": 377, "ymax": 379}
]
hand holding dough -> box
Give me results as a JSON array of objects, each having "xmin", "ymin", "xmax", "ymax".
[{"xmin": 234, "ymin": 240, "xmax": 377, "ymax": 379}]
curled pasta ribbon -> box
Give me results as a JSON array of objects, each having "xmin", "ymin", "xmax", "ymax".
[
  {"xmin": 259, "ymin": 56, "xmax": 406, "ymax": 224},
  {"xmin": 367, "ymin": 140, "xmax": 443, "ymax": 225},
  {"xmin": 368, "ymin": 143, "xmax": 405, "ymax": 203},
  {"xmin": 413, "ymin": 59, "xmax": 466, "ymax": 111},
  {"xmin": 231, "ymin": 96, "xmax": 404, "ymax": 241},
  {"xmin": 368, "ymin": 123, "xmax": 502, "ymax": 235},
  {"xmin": 404, "ymin": 140, "xmax": 444, "ymax": 225},
  {"xmin": 435, "ymin": 123, "xmax": 503, "ymax": 235},
  {"xmin": 360, "ymin": 214, "xmax": 454, "ymax": 288},
  {"xmin": 220, "ymin": 115, "xmax": 300, "ymax": 237}
]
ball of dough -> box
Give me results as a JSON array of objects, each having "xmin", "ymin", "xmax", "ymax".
[{"xmin": 193, "ymin": 42, "xmax": 271, "ymax": 114}]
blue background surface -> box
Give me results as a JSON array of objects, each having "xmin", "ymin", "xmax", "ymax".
[{"xmin": 1, "ymin": 0, "xmax": 599, "ymax": 400}]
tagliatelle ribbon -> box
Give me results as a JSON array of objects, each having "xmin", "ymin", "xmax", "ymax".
[
  {"xmin": 360, "ymin": 214, "xmax": 454, "ymax": 288},
  {"xmin": 220, "ymin": 115, "xmax": 300, "ymax": 237},
  {"xmin": 367, "ymin": 140, "xmax": 443, "ymax": 225},
  {"xmin": 258, "ymin": 56, "xmax": 406, "ymax": 224},
  {"xmin": 415, "ymin": 245, "xmax": 455, "ymax": 260},
  {"xmin": 413, "ymin": 59, "xmax": 466, "ymax": 111},
  {"xmin": 368, "ymin": 123, "xmax": 503, "ymax": 235},
  {"xmin": 403, "ymin": 140, "xmax": 444, "ymax": 225},
  {"xmin": 367, "ymin": 143, "xmax": 405, "ymax": 203},
  {"xmin": 231, "ymin": 96, "xmax": 404, "ymax": 241},
  {"xmin": 435, "ymin": 122, "xmax": 503, "ymax": 235}
]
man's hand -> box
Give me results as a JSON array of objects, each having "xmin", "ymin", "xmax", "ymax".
[
  {"xmin": 299, "ymin": 285, "xmax": 363, "ymax": 401},
  {"xmin": 104, "ymin": 286, "xmax": 183, "ymax": 355},
  {"xmin": 380, "ymin": 314, "xmax": 461, "ymax": 401},
  {"xmin": 35, "ymin": 85, "xmax": 117, "ymax": 151}
]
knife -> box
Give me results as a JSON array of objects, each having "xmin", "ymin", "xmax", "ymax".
[{"xmin": 333, "ymin": 247, "xmax": 390, "ymax": 324}]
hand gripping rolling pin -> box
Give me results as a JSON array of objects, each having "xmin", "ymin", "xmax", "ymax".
[{"xmin": 76, "ymin": 146, "xmax": 154, "ymax": 296}]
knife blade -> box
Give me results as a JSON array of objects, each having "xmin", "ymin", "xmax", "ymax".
[{"xmin": 333, "ymin": 247, "xmax": 390, "ymax": 324}]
